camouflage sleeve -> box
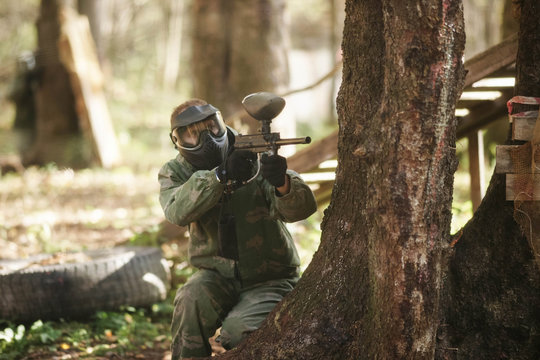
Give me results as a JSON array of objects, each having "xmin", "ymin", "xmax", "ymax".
[
  {"xmin": 265, "ymin": 170, "xmax": 317, "ymax": 222},
  {"xmin": 158, "ymin": 162, "xmax": 225, "ymax": 226}
]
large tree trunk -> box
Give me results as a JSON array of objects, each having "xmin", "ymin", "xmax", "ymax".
[
  {"xmin": 191, "ymin": 0, "xmax": 289, "ymax": 131},
  {"xmin": 438, "ymin": 1, "xmax": 540, "ymax": 358},
  {"xmin": 218, "ymin": 1, "xmax": 465, "ymax": 359}
]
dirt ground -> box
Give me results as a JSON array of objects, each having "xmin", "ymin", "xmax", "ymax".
[
  {"xmin": 0, "ymin": 166, "xmax": 167, "ymax": 259},
  {"xmin": 20, "ymin": 347, "xmax": 172, "ymax": 360}
]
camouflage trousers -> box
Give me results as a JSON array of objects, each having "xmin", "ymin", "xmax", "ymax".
[{"xmin": 170, "ymin": 269, "xmax": 298, "ymax": 360}]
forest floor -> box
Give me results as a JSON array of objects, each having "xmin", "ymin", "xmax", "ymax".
[
  {"xmin": 0, "ymin": 166, "xmax": 165, "ymax": 260},
  {"xmin": 0, "ymin": 166, "xmax": 177, "ymax": 360},
  {"xmin": 0, "ymin": 162, "xmax": 320, "ymax": 359}
]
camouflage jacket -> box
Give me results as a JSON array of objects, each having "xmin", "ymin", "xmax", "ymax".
[{"xmin": 158, "ymin": 154, "xmax": 317, "ymax": 286}]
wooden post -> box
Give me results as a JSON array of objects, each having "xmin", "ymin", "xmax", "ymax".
[
  {"xmin": 58, "ymin": 7, "xmax": 121, "ymax": 168},
  {"xmin": 495, "ymin": 97, "xmax": 539, "ymax": 201},
  {"xmin": 468, "ymin": 131, "xmax": 485, "ymax": 211}
]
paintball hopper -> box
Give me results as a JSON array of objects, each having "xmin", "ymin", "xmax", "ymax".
[
  {"xmin": 242, "ymin": 92, "xmax": 286, "ymax": 121},
  {"xmin": 236, "ymin": 91, "xmax": 310, "ymax": 155}
]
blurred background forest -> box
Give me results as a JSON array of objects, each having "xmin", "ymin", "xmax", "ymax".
[{"xmin": 0, "ymin": 0, "xmax": 518, "ymax": 260}]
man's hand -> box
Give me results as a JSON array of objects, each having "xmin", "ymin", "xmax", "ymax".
[
  {"xmin": 261, "ymin": 154, "xmax": 287, "ymax": 188},
  {"xmin": 217, "ymin": 150, "xmax": 256, "ymax": 183}
]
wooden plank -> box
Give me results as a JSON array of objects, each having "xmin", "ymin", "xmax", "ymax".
[
  {"xmin": 58, "ymin": 8, "xmax": 121, "ymax": 168},
  {"xmin": 513, "ymin": 113, "xmax": 538, "ymax": 141},
  {"xmin": 468, "ymin": 132, "xmax": 485, "ymax": 211},
  {"xmin": 463, "ymin": 33, "xmax": 518, "ymax": 88},
  {"xmin": 288, "ymin": 129, "xmax": 338, "ymax": 174},
  {"xmin": 457, "ymin": 89, "xmax": 513, "ymax": 139},
  {"xmin": 495, "ymin": 144, "xmax": 540, "ymax": 173},
  {"xmin": 496, "ymin": 145, "xmax": 517, "ymax": 173},
  {"xmin": 506, "ymin": 174, "xmax": 540, "ymax": 201}
]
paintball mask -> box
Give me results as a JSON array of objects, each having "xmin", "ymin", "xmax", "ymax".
[{"xmin": 170, "ymin": 104, "xmax": 229, "ymax": 170}]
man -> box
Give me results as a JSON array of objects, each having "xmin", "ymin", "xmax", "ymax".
[{"xmin": 158, "ymin": 98, "xmax": 317, "ymax": 359}]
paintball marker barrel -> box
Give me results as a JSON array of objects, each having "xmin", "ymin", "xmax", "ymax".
[{"xmin": 234, "ymin": 133, "xmax": 311, "ymax": 154}]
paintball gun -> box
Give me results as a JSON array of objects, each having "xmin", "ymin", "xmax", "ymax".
[{"xmin": 235, "ymin": 92, "xmax": 311, "ymax": 155}]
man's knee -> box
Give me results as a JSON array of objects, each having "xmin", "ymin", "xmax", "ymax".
[
  {"xmin": 171, "ymin": 270, "xmax": 238, "ymax": 358},
  {"xmin": 172, "ymin": 278, "xmax": 224, "ymax": 334},
  {"xmin": 174, "ymin": 273, "xmax": 208, "ymax": 303},
  {"xmin": 171, "ymin": 285, "xmax": 217, "ymax": 359},
  {"xmin": 220, "ymin": 315, "xmax": 257, "ymax": 349},
  {"xmin": 172, "ymin": 283, "xmax": 203, "ymax": 328}
]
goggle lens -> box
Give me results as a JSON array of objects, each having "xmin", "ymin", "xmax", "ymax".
[{"xmin": 175, "ymin": 113, "xmax": 226, "ymax": 149}]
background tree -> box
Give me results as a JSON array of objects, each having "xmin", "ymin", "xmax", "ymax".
[
  {"xmin": 161, "ymin": 0, "xmax": 185, "ymax": 90},
  {"xmin": 191, "ymin": 0, "xmax": 289, "ymax": 131},
  {"xmin": 439, "ymin": 0, "xmax": 540, "ymax": 358},
  {"xmin": 24, "ymin": 0, "xmax": 87, "ymax": 167},
  {"xmin": 462, "ymin": 0, "xmax": 505, "ymax": 58},
  {"xmin": 77, "ymin": 0, "xmax": 104, "ymax": 64},
  {"xmin": 217, "ymin": 0, "xmax": 466, "ymax": 358},
  {"xmin": 502, "ymin": 0, "xmax": 520, "ymax": 38}
]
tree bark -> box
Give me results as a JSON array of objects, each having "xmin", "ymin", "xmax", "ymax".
[
  {"xmin": 438, "ymin": 0, "xmax": 540, "ymax": 358},
  {"xmin": 217, "ymin": 1, "xmax": 466, "ymax": 358},
  {"xmin": 191, "ymin": 0, "xmax": 289, "ymax": 131}
]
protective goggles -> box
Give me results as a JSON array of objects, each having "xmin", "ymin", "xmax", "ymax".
[{"xmin": 172, "ymin": 113, "xmax": 226, "ymax": 149}]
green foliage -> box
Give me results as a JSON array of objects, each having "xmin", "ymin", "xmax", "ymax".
[
  {"xmin": 0, "ymin": 301, "xmax": 174, "ymax": 359},
  {"xmin": 451, "ymin": 199, "xmax": 473, "ymax": 234},
  {"xmin": 93, "ymin": 307, "xmax": 164, "ymax": 352},
  {"xmin": 0, "ymin": 324, "xmax": 26, "ymax": 357},
  {"xmin": 129, "ymin": 224, "xmax": 163, "ymax": 247},
  {"xmin": 0, "ymin": 320, "xmax": 61, "ymax": 359}
]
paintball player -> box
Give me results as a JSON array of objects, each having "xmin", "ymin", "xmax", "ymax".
[{"xmin": 158, "ymin": 98, "xmax": 317, "ymax": 359}]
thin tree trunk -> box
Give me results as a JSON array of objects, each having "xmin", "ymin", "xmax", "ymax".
[
  {"xmin": 162, "ymin": 0, "xmax": 184, "ymax": 89},
  {"xmin": 327, "ymin": 0, "xmax": 340, "ymax": 124},
  {"xmin": 191, "ymin": 0, "xmax": 289, "ymax": 131},
  {"xmin": 77, "ymin": 0, "xmax": 104, "ymax": 63},
  {"xmin": 218, "ymin": 1, "xmax": 465, "ymax": 358},
  {"xmin": 502, "ymin": 0, "xmax": 520, "ymax": 39},
  {"xmin": 463, "ymin": 0, "xmax": 504, "ymax": 58}
]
